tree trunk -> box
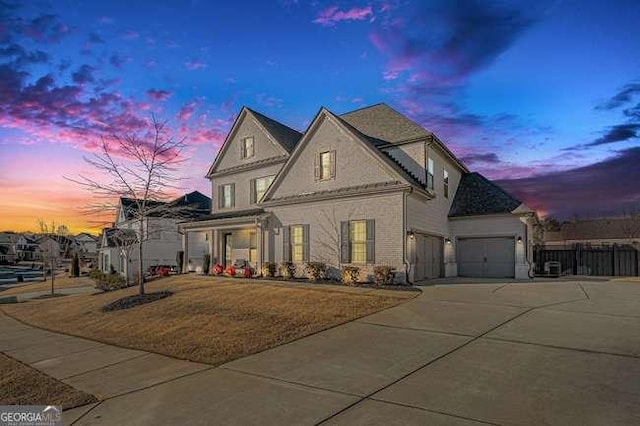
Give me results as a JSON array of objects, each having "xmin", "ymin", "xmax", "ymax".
[
  {"xmin": 50, "ymin": 259, "xmax": 55, "ymax": 295},
  {"xmin": 138, "ymin": 221, "xmax": 145, "ymax": 295}
]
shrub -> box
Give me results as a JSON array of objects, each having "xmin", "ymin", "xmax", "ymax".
[
  {"xmin": 341, "ymin": 266, "xmax": 360, "ymax": 285},
  {"xmin": 224, "ymin": 265, "xmax": 236, "ymax": 277},
  {"xmin": 374, "ymin": 266, "xmax": 396, "ymax": 285},
  {"xmin": 305, "ymin": 262, "xmax": 327, "ymax": 281},
  {"xmin": 261, "ymin": 262, "xmax": 277, "ymax": 278},
  {"xmin": 212, "ymin": 263, "xmax": 224, "ymax": 275},
  {"xmin": 94, "ymin": 272, "xmax": 128, "ymax": 292},
  {"xmin": 279, "ymin": 262, "xmax": 296, "ymax": 279},
  {"xmin": 203, "ymin": 254, "xmax": 211, "ymax": 275}
]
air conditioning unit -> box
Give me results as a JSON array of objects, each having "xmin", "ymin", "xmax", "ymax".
[{"xmin": 544, "ymin": 261, "xmax": 561, "ymax": 277}]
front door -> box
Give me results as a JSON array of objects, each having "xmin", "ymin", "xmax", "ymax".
[{"xmin": 223, "ymin": 233, "xmax": 233, "ymax": 267}]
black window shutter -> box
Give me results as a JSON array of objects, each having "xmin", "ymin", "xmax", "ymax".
[
  {"xmin": 314, "ymin": 153, "xmax": 321, "ymax": 180},
  {"xmin": 340, "ymin": 221, "xmax": 350, "ymax": 263},
  {"xmin": 249, "ymin": 179, "xmax": 256, "ymax": 204},
  {"xmin": 366, "ymin": 219, "xmax": 375, "ymax": 263},
  {"xmin": 241, "ymin": 139, "xmax": 246, "ymax": 158},
  {"xmin": 230, "ymin": 184, "xmax": 235, "ymax": 208},
  {"xmin": 302, "ymin": 224, "xmax": 310, "ymax": 262},
  {"xmin": 282, "ymin": 226, "xmax": 291, "ymax": 262},
  {"xmin": 329, "ymin": 150, "xmax": 336, "ymax": 178},
  {"xmin": 218, "ymin": 185, "xmax": 223, "ymax": 209}
]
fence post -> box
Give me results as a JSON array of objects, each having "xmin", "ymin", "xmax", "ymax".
[{"xmin": 612, "ymin": 244, "xmax": 617, "ymax": 277}]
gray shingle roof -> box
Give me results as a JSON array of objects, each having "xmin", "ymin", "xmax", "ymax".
[
  {"xmin": 340, "ymin": 103, "xmax": 432, "ymax": 145},
  {"xmin": 120, "ymin": 191, "xmax": 211, "ymax": 220},
  {"xmin": 248, "ymin": 108, "xmax": 302, "ymax": 153},
  {"xmin": 449, "ymin": 172, "xmax": 522, "ymax": 217},
  {"xmin": 188, "ymin": 208, "xmax": 265, "ymax": 222}
]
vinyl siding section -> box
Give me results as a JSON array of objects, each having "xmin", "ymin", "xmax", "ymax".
[
  {"xmin": 406, "ymin": 147, "xmax": 462, "ymax": 236},
  {"xmin": 270, "ymin": 115, "xmax": 398, "ymax": 199},
  {"xmin": 215, "ymin": 113, "xmax": 286, "ymax": 172},
  {"xmin": 449, "ymin": 215, "xmax": 527, "ymax": 240},
  {"xmin": 265, "ymin": 192, "xmax": 404, "ymax": 280}
]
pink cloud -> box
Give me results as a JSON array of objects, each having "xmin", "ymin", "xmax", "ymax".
[
  {"xmin": 313, "ymin": 5, "xmax": 374, "ymax": 26},
  {"xmin": 146, "ymin": 89, "xmax": 172, "ymax": 102},
  {"xmin": 177, "ymin": 100, "xmax": 200, "ymax": 122},
  {"xmin": 185, "ymin": 60, "xmax": 207, "ymax": 70}
]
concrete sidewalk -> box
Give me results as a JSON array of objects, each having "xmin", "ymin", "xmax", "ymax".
[{"xmin": 2, "ymin": 279, "xmax": 640, "ymax": 425}]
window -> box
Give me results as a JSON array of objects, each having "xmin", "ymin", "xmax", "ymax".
[
  {"xmin": 249, "ymin": 231, "xmax": 257, "ymax": 262},
  {"xmin": 284, "ymin": 225, "xmax": 308, "ymax": 263},
  {"xmin": 443, "ymin": 168, "xmax": 449, "ymax": 198},
  {"xmin": 241, "ymin": 136, "xmax": 254, "ymax": 159},
  {"xmin": 315, "ymin": 151, "xmax": 336, "ymax": 181},
  {"xmin": 250, "ymin": 175, "xmax": 275, "ymax": 204},
  {"xmin": 341, "ymin": 219, "xmax": 375, "ymax": 264},
  {"xmin": 427, "ymin": 157, "xmax": 434, "ymax": 190},
  {"xmin": 291, "ymin": 226, "xmax": 304, "ymax": 263},
  {"xmin": 219, "ymin": 183, "xmax": 235, "ymax": 208}
]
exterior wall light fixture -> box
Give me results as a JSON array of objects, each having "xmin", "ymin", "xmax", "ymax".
[
  {"xmin": 445, "ymin": 238, "xmax": 452, "ymax": 244},
  {"xmin": 517, "ymin": 236, "xmax": 523, "ymax": 244},
  {"xmin": 407, "ymin": 230, "xmax": 415, "ymax": 240}
]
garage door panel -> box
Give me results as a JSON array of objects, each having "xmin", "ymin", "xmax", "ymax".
[{"xmin": 458, "ymin": 237, "xmax": 515, "ymax": 278}]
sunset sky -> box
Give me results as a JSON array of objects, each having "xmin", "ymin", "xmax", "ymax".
[{"xmin": 1, "ymin": 0, "xmax": 639, "ymax": 234}]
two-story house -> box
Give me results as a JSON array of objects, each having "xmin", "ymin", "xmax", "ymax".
[
  {"xmin": 180, "ymin": 104, "xmax": 536, "ymax": 282},
  {"xmin": 98, "ymin": 191, "xmax": 211, "ymax": 276}
]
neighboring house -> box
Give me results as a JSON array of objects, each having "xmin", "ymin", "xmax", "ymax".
[
  {"xmin": 544, "ymin": 218, "xmax": 640, "ymax": 248},
  {"xmin": 14, "ymin": 234, "xmax": 41, "ymax": 261},
  {"xmin": 36, "ymin": 234, "xmax": 77, "ymax": 261},
  {"xmin": 75, "ymin": 232, "xmax": 98, "ymax": 264},
  {"xmin": 98, "ymin": 191, "xmax": 211, "ymax": 276},
  {"xmin": 0, "ymin": 232, "xmax": 17, "ymax": 264},
  {"xmin": 179, "ymin": 104, "xmax": 537, "ymax": 282}
]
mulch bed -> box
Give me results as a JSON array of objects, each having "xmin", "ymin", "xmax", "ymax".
[{"xmin": 101, "ymin": 291, "xmax": 173, "ymax": 312}]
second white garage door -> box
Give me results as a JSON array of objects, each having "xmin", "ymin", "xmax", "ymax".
[{"xmin": 457, "ymin": 237, "xmax": 515, "ymax": 278}]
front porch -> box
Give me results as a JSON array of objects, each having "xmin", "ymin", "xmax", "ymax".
[{"xmin": 179, "ymin": 209, "xmax": 268, "ymax": 274}]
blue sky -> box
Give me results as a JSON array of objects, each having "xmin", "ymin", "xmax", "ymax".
[{"xmin": 1, "ymin": 0, "xmax": 639, "ymax": 231}]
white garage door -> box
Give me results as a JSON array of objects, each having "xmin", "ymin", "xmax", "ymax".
[{"xmin": 458, "ymin": 237, "xmax": 515, "ymax": 278}]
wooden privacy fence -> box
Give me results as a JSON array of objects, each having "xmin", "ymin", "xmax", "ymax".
[{"xmin": 534, "ymin": 245, "xmax": 640, "ymax": 276}]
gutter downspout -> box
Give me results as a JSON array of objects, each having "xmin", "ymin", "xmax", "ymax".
[{"xmin": 403, "ymin": 188, "xmax": 413, "ymax": 285}]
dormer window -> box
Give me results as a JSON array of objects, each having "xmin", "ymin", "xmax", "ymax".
[{"xmin": 241, "ymin": 137, "xmax": 254, "ymax": 159}]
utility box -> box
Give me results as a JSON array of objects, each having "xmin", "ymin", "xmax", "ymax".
[{"xmin": 544, "ymin": 261, "xmax": 561, "ymax": 277}]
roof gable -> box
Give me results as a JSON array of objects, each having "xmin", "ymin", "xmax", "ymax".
[
  {"xmin": 207, "ymin": 107, "xmax": 301, "ymax": 176},
  {"xmin": 263, "ymin": 108, "xmax": 429, "ymax": 202},
  {"xmin": 449, "ymin": 172, "xmax": 522, "ymax": 217}
]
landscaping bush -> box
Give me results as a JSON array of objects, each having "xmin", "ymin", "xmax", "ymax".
[
  {"xmin": 374, "ymin": 266, "xmax": 396, "ymax": 286},
  {"xmin": 94, "ymin": 272, "xmax": 128, "ymax": 292},
  {"xmin": 203, "ymin": 254, "xmax": 211, "ymax": 275},
  {"xmin": 305, "ymin": 262, "xmax": 327, "ymax": 281},
  {"xmin": 212, "ymin": 263, "xmax": 224, "ymax": 275},
  {"xmin": 279, "ymin": 262, "xmax": 296, "ymax": 279},
  {"xmin": 261, "ymin": 262, "xmax": 277, "ymax": 278},
  {"xmin": 224, "ymin": 265, "xmax": 236, "ymax": 277},
  {"xmin": 341, "ymin": 266, "xmax": 360, "ymax": 285}
]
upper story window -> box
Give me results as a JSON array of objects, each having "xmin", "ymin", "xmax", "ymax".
[
  {"xmin": 241, "ymin": 137, "xmax": 254, "ymax": 159},
  {"xmin": 427, "ymin": 157, "xmax": 434, "ymax": 190},
  {"xmin": 315, "ymin": 150, "xmax": 336, "ymax": 181},
  {"xmin": 443, "ymin": 168, "xmax": 449, "ymax": 198},
  {"xmin": 219, "ymin": 183, "xmax": 235, "ymax": 209},
  {"xmin": 250, "ymin": 175, "xmax": 275, "ymax": 204}
]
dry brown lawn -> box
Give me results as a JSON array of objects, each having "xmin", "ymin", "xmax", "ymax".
[
  {"xmin": 0, "ymin": 352, "xmax": 97, "ymax": 409},
  {"xmin": 2, "ymin": 275, "xmax": 415, "ymax": 365},
  {"xmin": 1, "ymin": 275, "xmax": 94, "ymax": 296}
]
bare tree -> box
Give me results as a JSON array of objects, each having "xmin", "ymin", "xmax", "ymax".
[
  {"xmin": 68, "ymin": 116, "xmax": 186, "ymax": 296},
  {"xmin": 36, "ymin": 219, "xmax": 68, "ymax": 295}
]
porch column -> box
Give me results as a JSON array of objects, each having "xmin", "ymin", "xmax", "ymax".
[
  {"xmin": 212, "ymin": 229, "xmax": 219, "ymax": 264},
  {"xmin": 182, "ymin": 232, "xmax": 189, "ymax": 273}
]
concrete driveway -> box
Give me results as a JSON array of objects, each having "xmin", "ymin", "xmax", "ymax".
[{"xmin": 2, "ymin": 280, "xmax": 640, "ymax": 425}]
